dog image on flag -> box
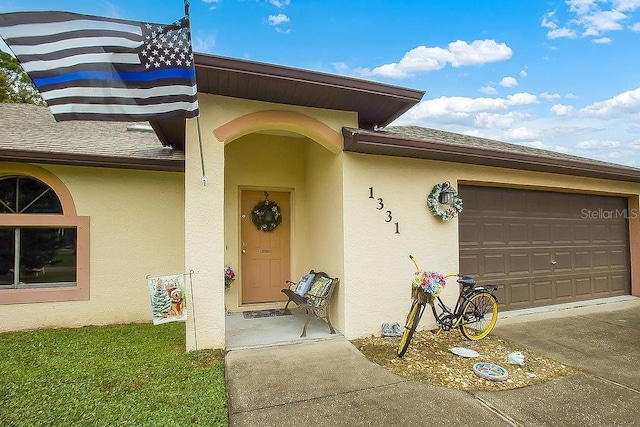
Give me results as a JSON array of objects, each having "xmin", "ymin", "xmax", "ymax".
[{"xmin": 148, "ymin": 274, "xmax": 187, "ymax": 325}]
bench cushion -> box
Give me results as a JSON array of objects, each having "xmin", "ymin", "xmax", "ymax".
[
  {"xmin": 306, "ymin": 276, "xmax": 333, "ymax": 307},
  {"xmin": 294, "ymin": 273, "xmax": 316, "ymax": 296}
]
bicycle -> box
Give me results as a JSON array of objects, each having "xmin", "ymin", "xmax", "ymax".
[{"xmin": 397, "ymin": 255, "xmax": 499, "ymax": 357}]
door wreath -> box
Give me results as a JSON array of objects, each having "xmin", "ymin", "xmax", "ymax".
[
  {"xmin": 251, "ymin": 192, "xmax": 282, "ymax": 232},
  {"xmin": 427, "ymin": 183, "xmax": 463, "ymax": 222}
]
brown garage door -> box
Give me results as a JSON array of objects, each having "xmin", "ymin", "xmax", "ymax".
[{"xmin": 459, "ymin": 185, "xmax": 630, "ymax": 310}]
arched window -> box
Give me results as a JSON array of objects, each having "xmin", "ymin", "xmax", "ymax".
[{"xmin": 1, "ymin": 165, "xmax": 89, "ymax": 304}]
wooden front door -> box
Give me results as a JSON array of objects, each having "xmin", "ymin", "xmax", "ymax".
[{"xmin": 240, "ymin": 190, "xmax": 290, "ymax": 304}]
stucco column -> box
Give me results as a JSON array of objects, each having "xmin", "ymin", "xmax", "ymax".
[{"xmin": 185, "ymin": 115, "xmax": 225, "ymax": 351}]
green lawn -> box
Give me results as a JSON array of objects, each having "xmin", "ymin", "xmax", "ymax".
[{"xmin": 0, "ymin": 323, "xmax": 227, "ymax": 426}]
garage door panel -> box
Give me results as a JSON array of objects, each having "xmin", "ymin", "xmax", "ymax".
[
  {"xmin": 576, "ymin": 277, "xmax": 592, "ymax": 296},
  {"xmin": 459, "ymin": 185, "xmax": 630, "ymax": 310},
  {"xmin": 574, "ymin": 251, "xmax": 591, "ymax": 269},
  {"xmin": 553, "ymin": 223, "xmax": 572, "ymax": 243},
  {"xmin": 459, "ymin": 223, "xmax": 478, "ymax": 245},
  {"xmin": 484, "ymin": 253, "xmax": 506, "ymax": 275},
  {"xmin": 574, "ymin": 224, "xmax": 590, "ymax": 242},
  {"xmin": 483, "ymin": 223, "xmax": 505, "ymax": 244},
  {"xmin": 611, "ymin": 250, "xmax": 627, "ymax": 267},
  {"xmin": 510, "ymin": 282, "xmax": 531, "ymax": 305},
  {"xmin": 459, "ymin": 254, "xmax": 479, "ymax": 276},
  {"xmin": 508, "ymin": 253, "xmax": 529, "ymax": 274},
  {"xmin": 555, "ymin": 279, "xmax": 573, "ymax": 299},
  {"xmin": 609, "ymin": 224, "xmax": 626, "ymax": 241},
  {"xmin": 533, "ymin": 280, "xmax": 552, "ymax": 302},
  {"xmin": 612, "ymin": 274, "xmax": 628, "ymax": 292},
  {"xmin": 591, "ymin": 224, "xmax": 609, "ymax": 242},
  {"xmin": 533, "ymin": 252, "xmax": 552, "ymax": 272},
  {"xmin": 532, "ymin": 223, "xmax": 551, "ymax": 243},
  {"xmin": 593, "ymin": 250, "xmax": 609, "ymax": 267},
  {"xmin": 553, "ymin": 251, "xmax": 572, "ymax": 272},
  {"xmin": 594, "ymin": 276, "xmax": 609, "ymax": 294},
  {"xmin": 508, "ymin": 223, "xmax": 529, "ymax": 243}
]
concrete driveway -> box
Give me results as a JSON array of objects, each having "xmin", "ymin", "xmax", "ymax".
[{"xmin": 225, "ymin": 297, "xmax": 640, "ymax": 426}]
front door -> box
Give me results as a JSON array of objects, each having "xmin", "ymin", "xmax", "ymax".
[{"xmin": 240, "ymin": 190, "xmax": 290, "ymax": 304}]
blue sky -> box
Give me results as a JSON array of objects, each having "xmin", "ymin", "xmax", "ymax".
[{"xmin": 1, "ymin": 0, "xmax": 640, "ymax": 167}]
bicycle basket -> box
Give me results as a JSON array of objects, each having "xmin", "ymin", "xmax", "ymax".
[{"xmin": 412, "ymin": 286, "xmax": 434, "ymax": 305}]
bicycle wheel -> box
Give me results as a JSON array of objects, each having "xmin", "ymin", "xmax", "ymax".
[
  {"xmin": 460, "ymin": 292, "xmax": 498, "ymax": 340},
  {"xmin": 397, "ymin": 301, "xmax": 425, "ymax": 357}
]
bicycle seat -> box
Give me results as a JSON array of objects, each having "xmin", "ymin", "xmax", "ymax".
[{"xmin": 457, "ymin": 276, "xmax": 476, "ymax": 287}]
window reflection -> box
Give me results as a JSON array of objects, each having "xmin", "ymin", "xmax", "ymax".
[
  {"xmin": 0, "ymin": 227, "xmax": 76, "ymax": 288},
  {"xmin": 0, "ymin": 176, "xmax": 62, "ymax": 214}
]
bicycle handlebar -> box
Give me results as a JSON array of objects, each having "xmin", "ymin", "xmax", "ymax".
[{"xmin": 409, "ymin": 255, "xmax": 467, "ymax": 280}]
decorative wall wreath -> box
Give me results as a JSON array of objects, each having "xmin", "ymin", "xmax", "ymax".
[
  {"xmin": 427, "ymin": 182, "xmax": 463, "ymax": 222},
  {"xmin": 251, "ymin": 192, "xmax": 282, "ymax": 232}
]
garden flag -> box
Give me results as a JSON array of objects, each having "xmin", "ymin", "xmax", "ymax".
[
  {"xmin": 0, "ymin": 11, "xmax": 198, "ymax": 121},
  {"xmin": 148, "ymin": 274, "xmax": 187, "ymax": 325}
]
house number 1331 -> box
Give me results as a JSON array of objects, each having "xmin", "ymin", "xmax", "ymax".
[{"xmin": 369, "ymin": 187, "xmax": 400, "ymax": 234}]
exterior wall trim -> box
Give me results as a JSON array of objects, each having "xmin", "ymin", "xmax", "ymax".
[
  {"xmin": 214, "ymin": 110, "xmax": 343, "ymax": 154},
  {"xmin": 0, "ymin": 163, "xmax": 90, "ymax": 304}
]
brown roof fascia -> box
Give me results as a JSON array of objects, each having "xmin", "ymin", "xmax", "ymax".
[
  {"xmin": 0, "ymin": 149, "xmax": 184, "ymax": 172},
  {"xmin": 342, "ymin": 128, "xmax": 640, "ymax": 183},
  {"xmin": 195, "ymin": 53, "xmax": 425, "ymax": 103}
]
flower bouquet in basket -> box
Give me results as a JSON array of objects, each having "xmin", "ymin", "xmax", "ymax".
[{"xmin": 412, "ymin": 270, "xmax": 446, "ymax": 305}]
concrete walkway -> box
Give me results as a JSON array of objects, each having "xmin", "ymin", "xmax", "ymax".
[{"xmin": 225, "ymin": 298, "xmax": 640, "ymax": 426}]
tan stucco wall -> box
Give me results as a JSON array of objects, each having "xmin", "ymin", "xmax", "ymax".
[
  {"xmin": 306, "ymin": 142, "xmax": 345, "ymax": 332},
  {"xmin": 0, "ymin": 164, "xmax": 184, "ymax": 332},
  {"xmin": 342, "ymin": 152, "xmax": 640, "ymax": 340},
  {"xmin": 185, "ymin": 93, "xmax": 356, "ymax": 350}
]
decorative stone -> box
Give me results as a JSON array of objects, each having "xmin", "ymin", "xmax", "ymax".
[{"xmin": 472, "ymin": 362, "xmax": 508, "ymax": 381}]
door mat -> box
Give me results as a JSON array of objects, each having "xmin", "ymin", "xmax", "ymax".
[{"xmin": 242, "ymin": 309, "xmax": 291, "ymax": 319}]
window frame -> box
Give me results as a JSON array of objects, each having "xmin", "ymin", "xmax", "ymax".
[{"xmin": 0, "ymin": 163, "xmax": 90, "ymax": 304}]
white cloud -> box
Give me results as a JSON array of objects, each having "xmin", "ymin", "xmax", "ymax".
[
  {"xmin": 580, "ymin": 87, "xmax": 640, "ymax": 117},
  {"xmin": 613, "ymin": 1, "xmax": 640, "ymax": 13},
  {"xmin": 541, "ymin": 11, "xmax": 558, "ymax": 29},
  {"xmin": 519, "ymin": 69, "xmax": 528, "ymax": 78},
  {"xmin": 474, "ymin": 112, "xmax": 525, "ymax": 129},
  {"xmin": 499, "ymin": 76, "xmax": 518, "ymax": 87},
  {"xmin": 479, "ymin": 85, "xmax": 497, "ymax": 94},
  {"xmin": 540, "ymin": 92, "xmax": 561, "ymax": 101},
  {"xmin": 366, "ymin": 39, "xmax": 512, "ymax": 79},
  {"xmin": 268, "ymin": 13, "xmax": 290, "ymax": 25},
  {"xmin": 551, "ymin": 104, "xmax": 575, "ymax": 115},
  {"xmin": 332, "ymin": 62, "xmax": 349, "ymax": 73},
  {"xmin": 592, "ymin": 37, "xmax": 612, "ymax": 43},
  {"xmin": 269, "ymin": 0, "xmax": 290, "ymax": 8},
  {"xmin": 632, "ymin": 22, "xmax": 640, "ymax": 31},
  {"xmin": 548, "ymin": 27, "xmax": 578, "ymax": 39},
  {"xmin": 576, "ymin": 139, "xmax": 621, "ymax": 149},
  {"xmin": 565, "ymin": 93, "xmax": 579, "ymax": 99},
  {"xmin": 399, "ymin": 94, "xmax": 536, "ymax": 128},
  {"xmin": 546, "ymin": 0, "xmax": 640, "ymax": 40},
  {"xmin": 202, "ymin": 0, "xmax": 221, "ymax": 8},
  {"xmin": 580, "ymin": 10, "xmax": 626, "ymax": 36},
  {"xmin": 502, "ymin": 126, "xmax": 541, "ymax": 141},
  {"xmin": 506, "ymin": 92, "xmax": 538, "ymax": 105}
]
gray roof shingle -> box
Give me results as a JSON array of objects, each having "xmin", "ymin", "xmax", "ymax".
[{"xmin": 0, "ymin": 103, "xmax": 184, "ymax": 171}]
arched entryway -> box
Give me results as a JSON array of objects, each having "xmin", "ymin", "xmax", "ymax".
[{"xmin": 217, "ymin": 110, "xmax": 344, "ymax": 346}]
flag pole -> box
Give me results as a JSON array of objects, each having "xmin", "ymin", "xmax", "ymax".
[{"xmin": 184, "ymin": 0, "xmax": 208, "ymax": 186}]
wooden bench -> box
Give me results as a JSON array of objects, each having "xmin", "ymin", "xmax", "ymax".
[{"xmin": 281, "ymin": 271, "xmax": 339, "ymax": 337}]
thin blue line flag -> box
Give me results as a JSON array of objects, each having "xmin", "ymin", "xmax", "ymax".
[{"xmin": 0, "ymin": 11, "xmax": 199, "ymax": 121}]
